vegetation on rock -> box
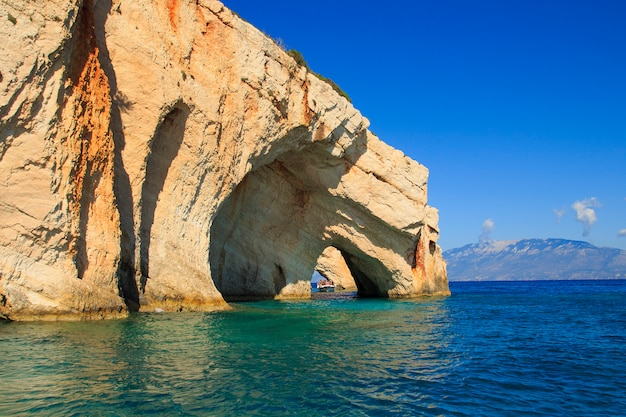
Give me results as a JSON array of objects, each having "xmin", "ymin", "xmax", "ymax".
[{"xmin": 287, "ymin": 49, "xmax": 351, "ymax": 103}]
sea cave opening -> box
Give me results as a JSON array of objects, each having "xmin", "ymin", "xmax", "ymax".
[
  {"xmin": 208, "ymin": 143, "xmax": 392, "ymax": 302},
  {"xmin": 310, "ymin": 246, "xmax": 356, "ymax": 294}
]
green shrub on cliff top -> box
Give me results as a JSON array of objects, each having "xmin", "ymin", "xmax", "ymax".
[
  {"xmin": 287, "ymin": 49, "xmax": 351, "ymax": 103},
  {"xmin": 287, "ymin": 49, "xmax": 309, "ymax": 70},
  {"xmin": 313, "ymin": 74, "xmax": 351, "ymax": 103}
]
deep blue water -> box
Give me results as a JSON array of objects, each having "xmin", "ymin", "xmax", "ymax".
[{"xmin": 1, "ymin": 280, "xmax": 625, "ymax": 416}]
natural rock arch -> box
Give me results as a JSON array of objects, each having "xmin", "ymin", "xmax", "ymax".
[
  {"xmin": 208, "ymin": 131, "xmax": 435, "ymax": 301},
  {"xmin": 315, "ymin": 240, "xmax": 402, "ymax": 297},
  {"xmin": 314, "ymin": 246, "xmax": 357, "ymax": 292},
  {"xmin": 208, "ymin": 150, "xmax": 332, "ymax": 301}
]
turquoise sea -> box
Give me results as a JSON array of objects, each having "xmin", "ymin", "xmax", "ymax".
[{"xmin": 1, "ymin": 280, "xmax": 625, "ymax": 416}]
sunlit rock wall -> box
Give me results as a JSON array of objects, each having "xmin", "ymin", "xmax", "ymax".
[{"xmin": 0, "ymin": 0, "xmax": 448, "ymax": 320}]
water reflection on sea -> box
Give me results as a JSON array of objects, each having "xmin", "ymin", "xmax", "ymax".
[{"xmin": 1, "ymin": 280, "xmax": 625, "ymax": 416}]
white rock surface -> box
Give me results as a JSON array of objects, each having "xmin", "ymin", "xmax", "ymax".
[{"xmin": 0, "ymin": 0, "xmax": 448, "ymax": 320}]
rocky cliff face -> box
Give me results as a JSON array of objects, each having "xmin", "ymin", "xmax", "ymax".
[{"xmin": 0, "ymin": 0, "xmax": 448, "ymax": 320}]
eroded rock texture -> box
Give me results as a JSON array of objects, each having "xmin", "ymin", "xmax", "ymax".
[{"xmin": 0, "ymin": 0, "xmax": 448, "ymax": 320}]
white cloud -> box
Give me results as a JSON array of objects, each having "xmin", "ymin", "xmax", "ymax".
[
  {"xmin": 572, "ymin": 197, "xmax": 601, "ymax": 237},
  {"xmin": 553, "ymin": 208, "xmax": 565, "ymax": 223},
  {"xmin": 479, "ymin": 218, "xmax": 495, "ymax": 243},
  {"xmin": 618, "ymin": 229, "xmax": 626, "ymax": 237}
]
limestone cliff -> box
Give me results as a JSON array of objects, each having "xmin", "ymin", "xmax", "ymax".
[{"xmin": 0, "ymin": 0, "xmax": 448, "ymax": 320}]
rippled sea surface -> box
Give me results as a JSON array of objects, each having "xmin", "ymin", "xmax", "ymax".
[{"xmin": 2, "ymin": 280, "xmax": 625, "ymax": 416}]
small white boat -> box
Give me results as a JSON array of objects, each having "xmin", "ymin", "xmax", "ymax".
[{"xmin": 316, "ymin": 279, "xmax": 335, "ymax": 292}]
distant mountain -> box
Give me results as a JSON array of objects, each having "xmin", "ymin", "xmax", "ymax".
[{"xmin": 444, "ymin": 238, "xmax": 626, "ymax": 281}]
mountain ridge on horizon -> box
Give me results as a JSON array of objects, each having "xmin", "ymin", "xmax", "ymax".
[{"xmin": 444, "ymin": 238, "xmax": 626, "ymax": 282}]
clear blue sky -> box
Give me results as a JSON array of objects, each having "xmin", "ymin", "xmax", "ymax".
[{"xmin": 224, "ymin": 0, "xmax": 626, "ymax": 250}]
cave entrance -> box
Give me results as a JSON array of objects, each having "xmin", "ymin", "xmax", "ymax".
[
  {"xmin": 208, "ymin": 159, "xmax": 319, "ymax": 302},
  {"xmin": 311, "ymin": 246, "xmax": 357, "ymax": 293},
  {"xmin": 208, "ymin": 140, "xmax": 393, "ymax": 302}
]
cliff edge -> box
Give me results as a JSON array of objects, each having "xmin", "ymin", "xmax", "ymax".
[{"xmin": 0, "ymin": 0, "xmax": 448, "ymax": 320}]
